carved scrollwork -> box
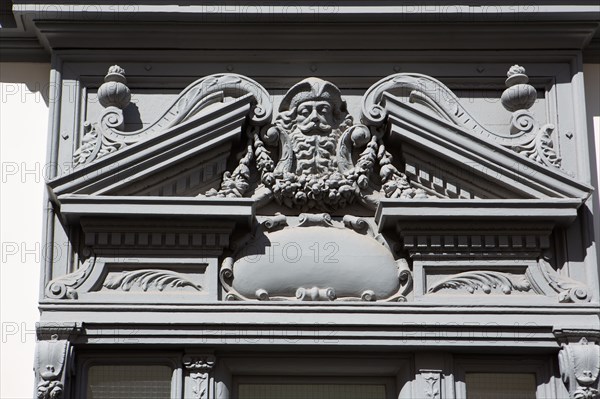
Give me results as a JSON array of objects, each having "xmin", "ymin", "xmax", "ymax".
[
  {"xmin": 360, "ymin": 65, "xmax": 563, "ymax": 169},
  {"xmin": 535, "ymin": 258, "xmax": 592, "ymax": 303},
  {"xmin": 45, "ymin": 257, "xmax": 96, "ymax": 299},
  {"xmin": 428, "ymin": 270, "xmax": 532, "ymax": 295},
  {"xmin": 74, "ymin": 66, "xmax": 272, "ymax": 167},
  {"xmin": 559, "ymin": 337, "xmax": 600, "ymax": 399},
  {"xmin": 103, "ymin": 269, "xmax": 202, "ymax": 292}
]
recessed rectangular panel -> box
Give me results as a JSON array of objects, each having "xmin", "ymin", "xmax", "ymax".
[
  {"xmin": 87, "ymin": 365, "xmax": 172, "ymax": 399},
  {"xmin": 465, "ymin": 373, "xmax": 536, "ymax": 399},
  {"xmin": 238, "ymin": 383, "xmax": 386, "ymax": 399}
]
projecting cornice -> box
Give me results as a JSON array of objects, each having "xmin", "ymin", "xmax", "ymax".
[{"xmin": 1, "ymin": 2, "xmax": 598, "ymax": 59}]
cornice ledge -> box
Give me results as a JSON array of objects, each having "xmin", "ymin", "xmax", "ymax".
[
  {"xmin": 56, "ymin": 194, "xmax": 256, "ymax": 227},
  {"xmin": 36, "ymin": 321, "xmax": 83, "ymax": 340},
  {"xmin": 375, "ymin": 198, "xmax": 581, "ymax": 231},
  {"xmin": 554, "ymin": 328, "xmax": 600, "ymax": 344}
]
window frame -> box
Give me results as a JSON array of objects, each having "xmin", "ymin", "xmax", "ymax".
[
  {"xmin": 453, "ymin": 355, "xmax": 559, "ymax": 399},
  {"xmin": 234, "ymin": 375, "xmax": 395, "ymax": 399},
  {"xmin": 76, "ymin": 351, "xmax": 183, "ymax": 399},
  {"xmin": 216, "ymin": 353, "xmax": 412, "ymax": 399}
]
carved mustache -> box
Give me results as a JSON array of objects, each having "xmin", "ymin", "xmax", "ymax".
[{"xmin": 298, "ymin": 121, "xmax": 332, "ymax": 133}]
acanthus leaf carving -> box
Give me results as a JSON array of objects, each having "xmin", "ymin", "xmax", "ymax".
[
  {"xmin": 428, "ymin": 270, "xmax": 532, "ymax": 295},
  {"xmin": 103, "ymin": 269, "xmax": 202, "ymax": 292}
]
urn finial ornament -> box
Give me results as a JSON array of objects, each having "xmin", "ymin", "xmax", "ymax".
[
  {"xmin": 501, "ymin": 64, "xmax": 537, "ymax": 112},
  {"xmin": 97, "ymin": 64, "xmax": 131, "ymax": 109}
]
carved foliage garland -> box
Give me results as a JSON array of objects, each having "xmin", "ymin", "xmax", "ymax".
[{"xmin": 534, "ymin": 258, "xmax": 592, "ymax": 303}]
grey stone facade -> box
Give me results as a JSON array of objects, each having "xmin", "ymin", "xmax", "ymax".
[{"xmin": 1, "ymin": 2, "xmax": 599, "ymax": 398}]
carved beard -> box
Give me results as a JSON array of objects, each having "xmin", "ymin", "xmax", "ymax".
[{"xmin": 289, "ymin": 128, "xmax": 341, "ymax": 176}]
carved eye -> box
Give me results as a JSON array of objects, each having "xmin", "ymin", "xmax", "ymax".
[
  {"xmin": 299, "ymin": 106, "xmax": 311, "ymax": 117},
  {"xmin": 318, "ymin": 105, "xmax": 331, "ymax": 114}
]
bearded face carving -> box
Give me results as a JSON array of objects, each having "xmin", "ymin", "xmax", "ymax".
[
  {"xmin": 264, "ymin": 78, "xmax": 361, "ymax": 211},
  {"xmin": 206, "ymin": 77, "xmax": 419, "ymax": 210}
]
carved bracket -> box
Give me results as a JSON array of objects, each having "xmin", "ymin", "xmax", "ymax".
[
  {"xmin": 183, "ymin": 354, "xmax": 216, "ymax": 399},
  {"xmin": 35, "ymin": 336, "xmax": 71, "ymax": 399},
  {"xmin": 556, "ymin": 333, "xmax": 600, "ymax": 399}
]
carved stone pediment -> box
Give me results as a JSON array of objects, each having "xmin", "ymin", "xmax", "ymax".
[
  {"xmin": 44, "ymin": 65, "xmax": 594, "ymax": 305},
  {"xmin": 49, "ymin": 65, "xmax": 591, "ymax": 206}
]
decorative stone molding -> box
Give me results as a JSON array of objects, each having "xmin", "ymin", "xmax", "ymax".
[
  {"xmin": 183, "ymin": 354, "xmax": 216, "ymax": 399},
  {"xmin": 361, "ymin": 65, "xmax": 562, "ymax": 170},
  {"xmin": 556, "ymin": 333, "xmax": 600, "ymax": 399},
  {"xmin": 73, "ymin": 66, "xmax": 272, "ymax": 168},
  {"xmin": 45, "ymin": 257, "xmax": 96, "ymax": 299},
  {"xmin": 531, "ymin": 258, "xmax": 592, "ymax": 303},
  {"xmin": 35, "ymin": 335, "xmax": 71, "ymax": 399},
  {"xmin": 103, "ymin": 269, "xmax": 202, "ymax": 292},
  {"xmin": 428, "ymin": 270, "xmax": 532, "ymax": 295},
  {"xmin": 45, "ymin": 257, "xmax": 209, "ymax": 301}
]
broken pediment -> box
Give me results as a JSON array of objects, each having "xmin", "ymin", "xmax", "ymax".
[{"xmin": 48, "ymin": 65, "xmax": 592, "ymax": 210}]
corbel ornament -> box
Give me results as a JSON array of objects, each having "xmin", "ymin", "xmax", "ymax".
[
  {"xmin": 361, "ymin": 65, "xmax": 561, "ymax": 169},
  {"xmin": 35, "ymin": 335, "xmax": 71, "ymax": 399},
  {"xmin": 556, "ymin": 332, "xmax": 600, "ymax": 399},
  {"xmin": 183, "ymin": 354, "xmax": 216, "ymax": 399},
  {"xmin": 73, "ymin": 65, "xmax": 272, "ymax": 167}
]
